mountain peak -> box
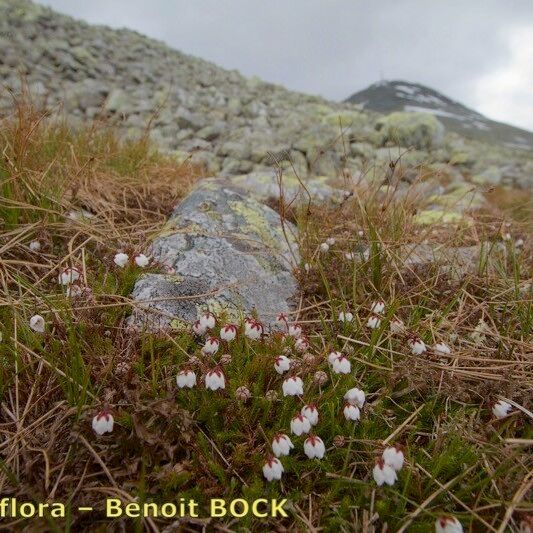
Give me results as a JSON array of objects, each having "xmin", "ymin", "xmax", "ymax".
[{"xmin": 345, "ymin": 80, "xmax": 533, "ymax": 150}]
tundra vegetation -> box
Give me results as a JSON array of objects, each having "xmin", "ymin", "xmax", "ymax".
[{"xmin": 0, "ymin": 100, "xmax": 531, "ymax": 532}]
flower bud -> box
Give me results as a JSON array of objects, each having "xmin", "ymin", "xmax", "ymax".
[
  {"xmin": 235, "ymin": 386, "xmax": 251, "ymax": 402},
  {"xmin": 313, "ymin": 370, "xmax": 328, "ymax": 386}
]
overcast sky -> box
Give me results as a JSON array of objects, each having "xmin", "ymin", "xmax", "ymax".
[{"xmin": 40, "ymin": 0, "xmax": 533, "ymax": 131}]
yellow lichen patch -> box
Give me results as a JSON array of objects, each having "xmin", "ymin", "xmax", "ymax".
[
  {"xmin": 228, "ymin": 200, "xmax": 288, "ymax": 251},
  {"xmin": 198, "ymin": 179, "xmax": 219, "ymax": 192},
  {"xmin": 163, "ymin": 273, "xmax": 184, "ymax": 282},
  {"xmin": 232, "ymin": 174, "xmax": 274, "ymax": 186},
  {"xmin": 414, "ymin": 209, "xmax": 468, "ymax": 225},
  {"xmin": 159, "ymin": 222, "xmax": 205, "ymax": 238},
  {"xmin": 322, "ymin": 110, "xmax": 367, "ymax": 129},
  {"xmin": 169, "ymin": 318, "xmax": 190, "ymax": 331},
  {"xmin": 202, "ymin": 298, "xmax": 241, "ymax": 321}
]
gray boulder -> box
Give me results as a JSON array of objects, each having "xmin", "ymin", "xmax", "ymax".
[
  {"xmin": 130, "ymin": 178, "xmax": 299, "ymax": 330},
  {"xmin": 226, "ymin": 171, "xmax": 343, "ymax": 204},
  {"xmin": 375, "ymin": 112, "xmax": 445, "ymax": 150},
  {"xmin": 104, "ymin": 88, "xmax": 133, "ymax": 114}
]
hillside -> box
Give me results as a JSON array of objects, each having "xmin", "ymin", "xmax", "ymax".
[
  {"xmin": 345, "ymin": 80, "xmax": 533, "ymax": 151},
  {"xmin": 1, "ymin": 0, "xmax": 533, "ymax": 195}
]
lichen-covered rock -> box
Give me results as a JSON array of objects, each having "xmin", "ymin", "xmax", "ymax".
[
  {"xmin": 226, "ymin": 172, "xmax": 344, "ymax": 203},
  {"xmin": 413, "ymin": 209, "xmax": 468, "ymax": 225},
  {"xmin": 427, "ymin": 183, "xmax": 485, "ymax": 212},
  {"xmin": 375, "ymin": 112, "xmax": 445, "ymax": 150},
  {"xmin": 402, "ymin": 242, "xmax": 495, "ymax": 279},
  {"xmin": 350, "ymin": 142, "xmax": 375, "ymax": 160},
  {"xmin": 130, "ymin": 178, "xmax": 299, "ymax": 330},
  {"xmin": 471, "ymin": 165, "xmax": 502, "ymax": 186}
]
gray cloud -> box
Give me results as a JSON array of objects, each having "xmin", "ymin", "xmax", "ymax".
[{"xmin": 39, "ymin": 0, "xmax": 533, "ymax": 130}]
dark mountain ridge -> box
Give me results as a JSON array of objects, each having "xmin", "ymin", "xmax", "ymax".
[{"xmin": 345, "ymin": 80, "xmax": 533, "ymax": 151}]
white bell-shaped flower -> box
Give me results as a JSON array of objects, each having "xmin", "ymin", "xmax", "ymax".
[
  {"xmin": 134, "ymin": 253, "xmax": 150, "ymax": 267},
  {"xmin": 332, "ymin": 355, "xmax": 351, "ymax": 374},
  {"xmin": 382, "ymin": 445, "xmax": 404, "ymax": 471},
  {"xmin": 370, "ymin": 300, "xmax": 385, "ymax": 314},
  {"xmin": 220, "ymin": 324, "xmax": 237, "ymax": 342},
  {"xmin": 199, "ymin": 312, "xmax": 216, "ymax": 330},
  {"xmin": 338, "ymin": 311, "xmax": 354, "ymax": 322},
  {"xmin": 435, "ymin": 516, "xmax": 464, "ymax": 533},
  {"xmin": 304, "ymin": 435, "xmax": 326, "ymax": 459},
  {"xmin": 274, "ymin": 355, "xmax": 291, "ymax": 374},
  {"xmin": 492, "ymin": 400, "xmax": 512, "ymax": 419},
  {"xmin": 92, "ymin": 409, "xmax": 114, "ymax": 435},
  {"xmin": 29, "ymin": 240, "xmax": 41, "ymax": 251},
  {"xmin": 245, "ymin": 320, "xmax": 263, "ymax": 340},
  {"xmin": 328, "ymin": 351, "xmax": 342, "ymax": 364},
  {"xmin": 367, "ymin": 315, "xmax": 381, "ymax": 329},
  {"xmin": 290, "ymin": 413, "xmax": 311, "ymax": 436},
  {"xmin": 434, "ymin": 342, "xmax": 451, "ymax": 355},
  {"xmin": 373, "ymin": 458, "xmax": 397, "ymax": 486},
  {"xmin": 344, "ymin": 387, "xmax": 366, "ymax": 408},
  {"xmin": 262, "ymin": 457, "xmax": 284, "ymax": 481},
  {"xmin": 282, "ymin": 376, "xmax": 304, "ymax": 397},
  {"xmin": 390, "ymin": 317, "xmax": 405, "ymax": 333},
  {"xmin": 192, "ymin": 320, "xmax": 207, "ymax": 336},
  {"xmin": 301, "ymin": 404, "xmax": 319, "ymax": 426},
  {"xmin": 113, "ymin": 253, "xmax": 129, "ymax": 268},
  {"xmin": 275, "ymin": 313, "xmax": 288, "ymax": 326},
  {"xmin": 294, "ymin": 337, "xmax": 309, "ymax": 352},
  {"xmin": 288, "ymin": 323, "xmax": 302, "ymax": 338},
  {"xmin": 272, "ymin": 433, "xmax": 294, "ymax": 457},
  {"xmin": 29, "ymin": 314, "xmax": 45, "ymax": 333},
  {"xmin": 59, "ymin": 266, "xmax": 81, "ymax": 285},
  {"xmin": 205, "ymin": 368, "xmax": 226, "ymax": 391},
  {"xmin": 343, "ymin": 403, "xmax": 360, "ymax": 421},
  {"xmin": 408, "ymin": 336, "xmax": 427, "ymax": 355},
  {"xmin": 202, "ymin": 337, "xmax": 220, "ymax": 355},
  {"xmin": 176, "ymin": 369, "xmax": 197, "ymax": 389}
]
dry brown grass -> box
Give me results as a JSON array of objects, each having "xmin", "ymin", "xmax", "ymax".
[{"xmin": 295, "ymin": 188, "xmax": 532, "ymax": 400}]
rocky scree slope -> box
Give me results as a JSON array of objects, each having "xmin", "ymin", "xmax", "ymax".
[{"xmin": 1, "ymin": 0, "xmax": 533, "ymax": 196}]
